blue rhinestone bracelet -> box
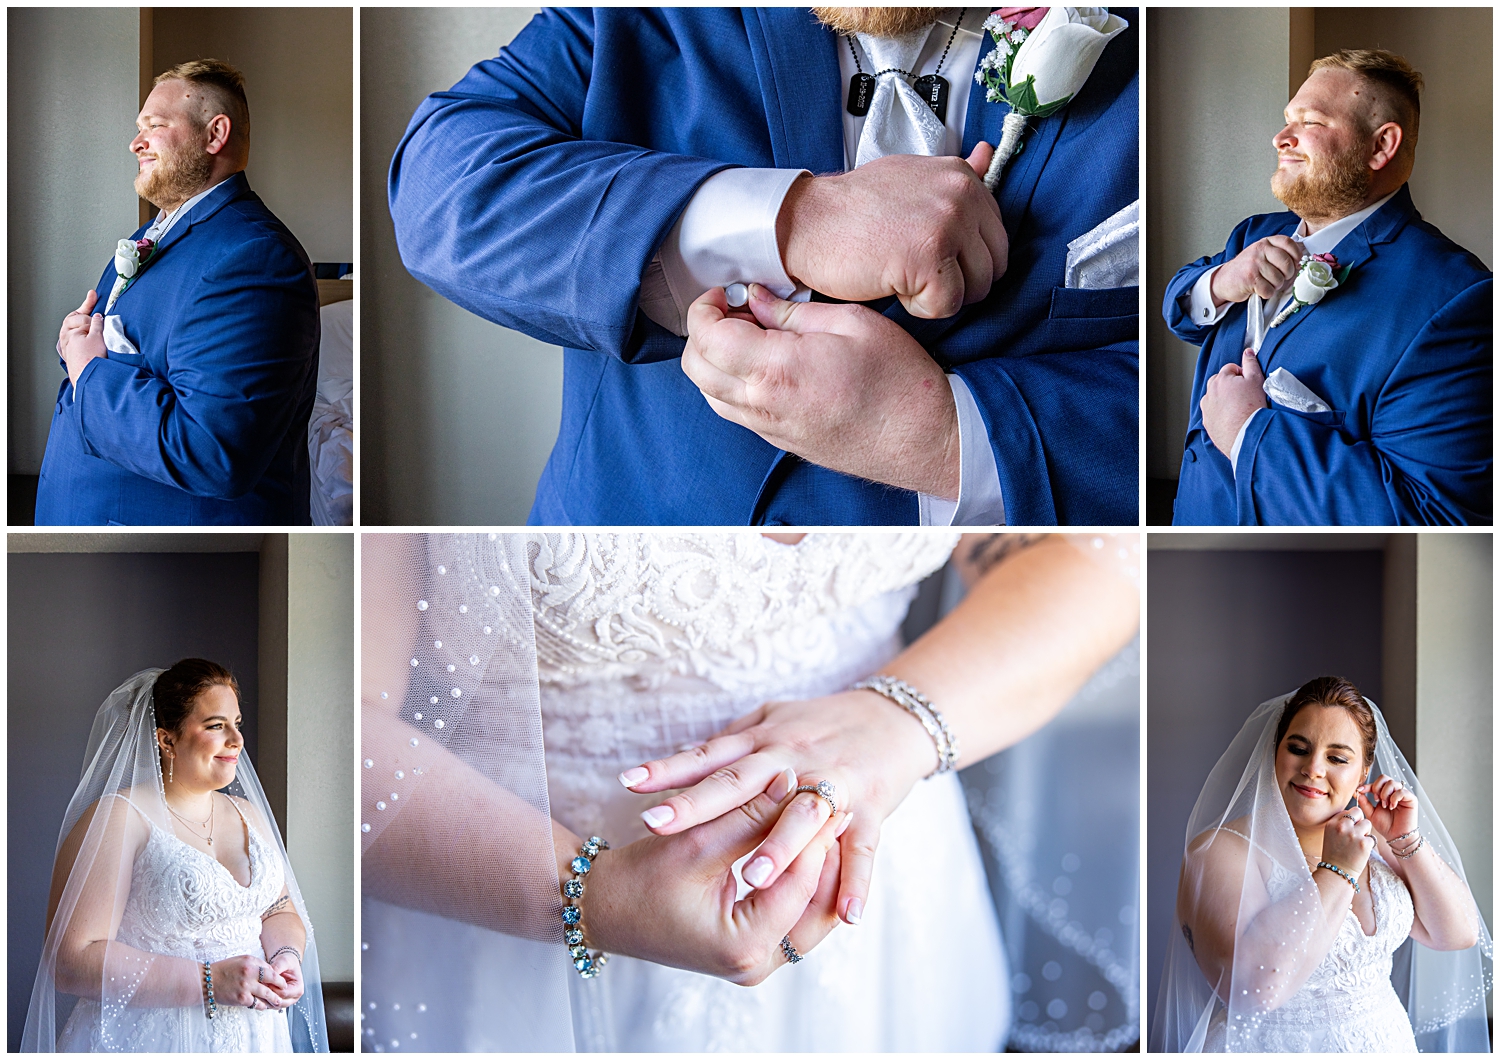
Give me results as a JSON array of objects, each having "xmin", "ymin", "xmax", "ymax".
[
  {"xmin": 562, "ymin": 835, "xmax": 610, "ymax": 978},
  {"xmin": 1316, "ymin": 859, "xmax": 1360, "ymax": 894},
  {"xmin": 202, "ymin": 961, "xmax": 217, "ymax": 1019}
]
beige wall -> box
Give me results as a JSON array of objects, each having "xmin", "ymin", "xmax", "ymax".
[
  {"xmin": 1315, "ymin": 8, "xmax": 1491, "ymax": 269},
  {"xmin": 361, "ymin": 8, "xmax": 561, "ymax": 524},
  {"xmin": 1146, "ymin": 7, "xmax": 1493, "ymax": 484},
  {"xmin": 8, "ymin": 9, "xmax": 141, "ymax": 474},
  {"xmin": 1414, "ymin": 533, "xmax": 1492, "ymax": 934},
  {"xmin": 258, "ymin": 532, "xmax": 355, "ymax": 982},
  {"xmin": 152, "ymin": 7, "xmax": 353, "ymax": 263}
]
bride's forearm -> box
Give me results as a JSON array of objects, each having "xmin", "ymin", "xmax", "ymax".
[
  {"xmin": 58, "ymin": 941, "xmax": 202, "ymax": 1007},
  {"xmin": 1387, "ymin": 840, "xmax": 1480, "ymax": 950},
  {"xmin": 361, "ymin": 703, "xmax": 562, "ymax": 940},
  {"xmin": 259, "ymin": 910, "xmax": 307, "ymax": 962},
  {"xmin": 1229, "ymin": 873, "xmax": 1354, "ymax": 1009},
  {"xmin": 881, "ymin": 534, "xmax": 1139, "ymax": 769}
]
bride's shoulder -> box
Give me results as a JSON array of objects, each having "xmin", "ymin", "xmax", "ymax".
[
  {"xmin": 222, "ymin": 793, "xmax": 276, "ymax": 843},
  {"xmin": 1184, "ymin": 818, "xmax": 1254, "ymax": 868}
]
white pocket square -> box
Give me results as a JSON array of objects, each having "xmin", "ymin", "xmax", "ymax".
[
  {"xmin": 103, "ymin": 315, "xmax": 139, "ymax": 358},
  {"xmin": 1263, "ymin": 366, "xmax": 1332, "ymax": 414},
  {"xmin": 1064, "ymin": 199, "xmax": 1138, "ymax": 290}
]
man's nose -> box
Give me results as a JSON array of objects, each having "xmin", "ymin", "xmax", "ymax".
[
  {"xmin": 130, "ymin": 132, "xmax": 146, "ymax": 153},
  {"xmin": 1273, "ymin": 125, "xmax": 1295, "ymax": 150}
]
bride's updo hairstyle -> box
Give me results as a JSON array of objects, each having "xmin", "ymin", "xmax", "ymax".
[
  {"xmin": 152, "ymin": 658, "xmax": 241, "ymax": 733},
  {"xmin": 1273, "ymin": 675, "xmax": 1377, "ymax": 767}
]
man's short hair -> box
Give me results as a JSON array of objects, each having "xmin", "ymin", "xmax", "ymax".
[
  {"xmin": 1309, "ymin": 49, "xmax": 1421, "ymax": 149},
  {"xmin": 154, "ymin": 59, "xmax": 250, "ymax": 136}
]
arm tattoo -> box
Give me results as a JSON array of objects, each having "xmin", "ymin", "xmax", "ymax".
[
  {"xmin": 1182, "ymin": 923, "xmax": 1195, "ymax": 953},
  {"xmin": 965, "ymin": 534, "xmax": 1047, "ymax": 577},
  {"xmin": 262, "ymin": 894, "xmax": 292, "ymax": 919}
]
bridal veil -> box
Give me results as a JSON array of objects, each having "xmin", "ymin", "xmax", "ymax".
[
  {"xmin": 1151, "ymin": 691, "xmax": 1491, "ymax": 1051},
  {"xmin": 21, "ymin": 669, "xmax": 330, "ymax": 1052}
]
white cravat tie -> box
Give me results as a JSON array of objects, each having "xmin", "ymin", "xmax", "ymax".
[{"xmin": 853, "ymin": 27, "xmax": 946, "ymax": 167}]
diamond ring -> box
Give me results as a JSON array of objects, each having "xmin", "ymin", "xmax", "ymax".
[{"xmin": 795, "ymin": 780, "xmax": 838, "ymax": 815}]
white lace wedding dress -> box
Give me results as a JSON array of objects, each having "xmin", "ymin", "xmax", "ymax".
[
  {"xmin": 1205, "ymin": 846, "xmax": 1418, "ymax": 1053},
  {"xmin": 57, "ymin": 794, "xmax": 293, "ymax": 1053},
  {"xmin": 531, "ymin": 533, "xmax": 1007, "ymax": 1051}
]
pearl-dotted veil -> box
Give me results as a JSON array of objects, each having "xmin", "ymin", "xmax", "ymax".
[
  {"xmin": 360, "ymin": 534, "xmax": 575, "ymax": 1051},
  {"xmin": 21, "ymin": 669, "xmax": 328, "ymax": 1051},
  {"xmin": 1151, "ymin": 691, "xmax": 1490, "ymax": 1051}
]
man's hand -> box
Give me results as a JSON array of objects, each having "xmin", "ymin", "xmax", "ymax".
[
  {"xmin": 1201, "ymin": 347, "xmax": 1270, "ymax": 458},
  {"xmin": 682, "ymin": 283, "xmax": 960, "ymax": 498},
  {"xmin": 1210, "ymin": 235, "xmax": 1302, "ymax": 305},
  {"xmin": 57, "ymin": 290, "xmax": 107, "ymax": 388},
  {"xmin": 777, "ymin": 142, "xmax": 1006, "ymax": 320}
]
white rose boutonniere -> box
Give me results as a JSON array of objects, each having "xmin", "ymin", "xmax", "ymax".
[
  {"xmin": 977, "ymin": 7, "xmax": 1128, "ymax": 190},
  {"xmin": 1270, "ymin": 252, "xmax": 1346, "ymax": 328},
  {"xmin": 105, "ymin": 236, "xmax": 157, "ymax": 313}
]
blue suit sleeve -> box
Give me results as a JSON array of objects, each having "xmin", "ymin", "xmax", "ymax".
[
  {"xmin": 74, "ymin": 236, "xmax": 318, "ymax": 499},
  {"xmin": 1162, "ymin": 217, "xmax": 1260, "ymax": 345},
  {"xmin": 953, "ymin": 347, "xmax": 1138, "ymax": 525},
  {"xmin": 1237, "ymin": 278, "xmax": 1492, "ymax": 525},
  {"xmin": 388, "ymin": 8, "xmax": 731, "ymax": 358}
]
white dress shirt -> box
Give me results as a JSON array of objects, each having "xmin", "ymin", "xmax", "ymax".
[
  {"xmin": 639, "ymin": 10, "xmax": 1006, "ymax": 525},
  {"xmin": 1185, "ymin": 190, "xmax": 1396, "ymax": 473}
]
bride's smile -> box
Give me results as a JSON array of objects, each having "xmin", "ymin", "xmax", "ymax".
[{"xmin": 158, "ymin": 683, "xmax": 245, "ymax": 792}]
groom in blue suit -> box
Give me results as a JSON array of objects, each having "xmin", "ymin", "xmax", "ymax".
[
  {"xmin": 38, "ymin": 60, "xmax": 319, "ymax": 525},
  {"xmin": 1165, "ymin": 49, "xmax": 1490, "ymax": 525},
  {"xmin": 390, "ymin": 7, "xmax": 1138, "ymax": 525}
]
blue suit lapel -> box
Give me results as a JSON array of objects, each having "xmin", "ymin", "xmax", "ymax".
[
  {"xmin": 1257, "ymin": 187, "xmax": 1414, "ymax": 370},
  {"xmin": 742, "ymin": 10, "xmax": 845, "ymax": 174}
]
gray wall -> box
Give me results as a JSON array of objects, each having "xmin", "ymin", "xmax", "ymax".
[
  {"xmin": 8, "ymin": 551, "xmax": 261, "ymax": 1051},
  {"xmin": 8, "ymin": 9, "xmax": 141, "ymax": 475},
  {"xmin": 1146, "ymin": 7, "xmax": 1493, "ymax": 483},
  {"xmin": 1146, "ymin": 8, "xmax": 1291, "ymax": 480},
  {"xmin": 153, "ymin": 7, "xmax": 354, "ymax": 263},
  {"xmin": 362, "ymin": 8, "xmax": 561, "ymax": 524},
  {"xmin": 1145, "ymin": 545, "xmax": 1385, "ymax": 1025}
]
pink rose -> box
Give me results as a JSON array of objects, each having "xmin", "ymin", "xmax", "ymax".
[
  {"xmin": 1311, "ymin": 252, "xmax": 1337, "ymax": 265},
  {"xmin": 136, "ymin": 238, "xmax": 154, "ymax": 252},
  {"xmin": 997, "ymin": 7, "xmax": 1048, "ymax": 31}
]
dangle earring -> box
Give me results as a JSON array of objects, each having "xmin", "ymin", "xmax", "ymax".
[{"xmin": 167, "ymin": 754, "xmax": 174, "ymax": 784}]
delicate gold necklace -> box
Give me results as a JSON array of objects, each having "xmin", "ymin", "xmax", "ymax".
[{"xmin": 167, "ymin": 793, "xmax": 217, "ymax": 847}]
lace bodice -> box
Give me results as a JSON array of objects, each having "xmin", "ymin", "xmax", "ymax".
[
  {"xmin": 526, "ymin": 533, "xmax": 958, "ymax": 840},
  {"xmin": 61, "ymin": 793, "xmax": 293, "ymax": 1053},
  {"xmin": 115, "ymin": 796, "xmax": 283, "ymax": 963},
  {"xmin": 1211, "ymin": 851, "xmax": 1418, "ymax": 1052},
  {"xmin": 526, "ymin": 533, "xmax": 958, "ymax": 691}
]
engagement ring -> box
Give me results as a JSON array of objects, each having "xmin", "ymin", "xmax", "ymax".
[{"xmin": 796, "ymin": 780, "xmax": 838, "ymax": 815}]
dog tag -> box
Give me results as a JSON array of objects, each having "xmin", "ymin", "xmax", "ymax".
[
  {"xmin": 847, "ymin": 73, "xmax": 875, "ymax": 116},
  {"xmin": 912, "ymin": 74, "xmax": 950, "ymax": 123}
]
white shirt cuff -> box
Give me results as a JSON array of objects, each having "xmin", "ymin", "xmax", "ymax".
[
  {"xmin": 1188, "ymin": 265, "xmax": 1231, "ymax": 327},
  {"xmin": 1228, "ymin": 407, "xmax": 1260, "ymax": 476},
  {"xmin": 919, "ymin": 374, "xmax": 1005, "ymax": 526},
  {"xmin": 638, "ymin": 167, "xmax": 809, "ymax": 336}
]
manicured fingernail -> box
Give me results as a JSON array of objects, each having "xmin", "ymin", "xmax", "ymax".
[
  {"xmin": 835, "ymin": 812, "xmax": 853, "ymax": 838},
  {"xmin": 743, "ymin": 856, "xmax": 774, "ymax": 888},
  {"xmin": 845, "ymin": 897, "xmax": 863, "ymax": 925},
  {"xmin": 618, "ymin": 767, "xmax": 649, "ymax": 788},
  {"xmin": 641, "ymin": 804, "xmax": 675, "ymax": 829},
  {"xmin": 768, "ymin": 767, "xmax": 796, "ymax": 803}
]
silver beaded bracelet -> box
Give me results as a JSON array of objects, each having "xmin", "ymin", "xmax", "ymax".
[
  {"xmin": 562, "ymin": 835, "xmax": 610, "ymax": 979},
  {"xmin": 851, "ymin": 675, "xmax": 958, "ymax": 775}
]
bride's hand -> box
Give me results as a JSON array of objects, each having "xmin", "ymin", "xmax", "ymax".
[
  {"xmin": 1357, "ymin": 774, "xmax": 1418, "ymax": 843},
  {"xmin": 619, "ymin": 689, "xmax": 937, "ymax": 926},
  {"xmin": 1321, "ymin": 805, "xmax": 1375, "ymax": 880},
  {"xmin": 209, "ymin": 955, "xmax": 288, "ymax": 1010},
  {"xmin": 578, "ymin": 783, "xmax": 848, "ymax": 986},
  {"xmin": 266, "ymin": 951, "xmax": 305, "ymax": 1004}
]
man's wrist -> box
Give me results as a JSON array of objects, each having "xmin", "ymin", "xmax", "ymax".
[{"xmin": 776, "ymin": 172, "xmax": 823, "ymax": 287}]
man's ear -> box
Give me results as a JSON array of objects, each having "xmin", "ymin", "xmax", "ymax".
[
  {"xmin": 1367, "ymin": 121, "xmax": 1403, "ymax": 172},
  {"xmin": 204, "ymin": 114, "xmax": 233, "ymax": 157}
]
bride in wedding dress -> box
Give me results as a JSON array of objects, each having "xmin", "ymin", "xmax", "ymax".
[
  {"xmin": 360, "ymin": 532, "xmax": 1138, "ymax": 1051},
  {"xmin": 22, "ymin": 661, "xmax": 329, "ymax": 1053},
  {"xmin": 1153, "ymin": 676, "xmax": 1490, "ymax": 1052}
]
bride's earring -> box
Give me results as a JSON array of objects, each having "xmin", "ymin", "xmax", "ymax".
[{"xmin": 167, "ymin": 754, "xmax": 174, "ymax": 784}]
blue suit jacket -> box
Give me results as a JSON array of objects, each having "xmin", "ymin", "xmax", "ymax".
[
  {"xmin": 35, "ymin": 173, "xmax": 319, "ymax": 525},
  {"xmin": 1165, "ymin": 185, "xmax": 1491, "ymax": 525},
  {"xmin": 390, "ymin": 8, "xmax": 1138, "ymax": 525}
]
